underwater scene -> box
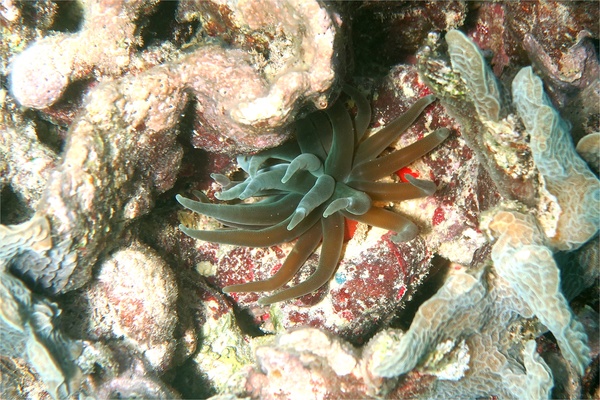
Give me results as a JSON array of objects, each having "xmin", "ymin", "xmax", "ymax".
[{"xmin": 1, "ymin": 1, "xmax": 598, "ymax": 398}]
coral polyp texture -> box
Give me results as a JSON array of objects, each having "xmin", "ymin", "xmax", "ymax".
[
  {"xmin": 486, "ymin": 209, "xmax": 591, "ymax": 376},
  {"xmin": 512, "ymin": 66, "xmax": 600, "ymax": 250},
  {"xmin": 367, "ymin": 27, "xmax": 598, "ymax": 398},
  {"xmin": 177, "ymin": 86, "xmax": 449, "ymax": 304}
]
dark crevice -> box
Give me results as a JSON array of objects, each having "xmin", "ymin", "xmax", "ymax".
[
  {"xmin": 31, "ymin": 117, "xmax": 62, "ymax": 153},
  {"xmin": 0, "ymin": 185, "xmax": 34, "ymax": 225},
  {"xmin": 137, "ymin": 1, "xmax": 197, "ymax": 50},
  {"xmin": 170, "ymin": 357, "xmax": 216, "ymax": 399},
  {"xmin": 229, "ymin": 299, "xmax": 269, "ymax": 338},
  {"xmin": 48, "ymin": 1, "xmax": 84, "ymax": 33},
  {"xmin": 55, "ymin": 289, "xmax": 93, "ymax": 340},
  {"xmin": 139, "ymin": 0, "xmax": 179, "ymax": 48},
  {"xmin": 158, "ymin": 99, "xmax": 214, "ymax": 206},
  {"xmin": 387, "ymin": 255, "xmax": 451, "ymax": 331}
]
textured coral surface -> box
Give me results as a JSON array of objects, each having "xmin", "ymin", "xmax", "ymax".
[{"xmin": 0, "ymin": 1, "xmax": 598, "ymax": 399}]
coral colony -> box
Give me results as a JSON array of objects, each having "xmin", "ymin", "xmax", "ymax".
[
  {"xmin": 0, "ymin": 1, "xmax": 598, "ymax": 398},
  {"xmin": 366, "ymin": 29, "xmax": 598, "ymax": 398}
]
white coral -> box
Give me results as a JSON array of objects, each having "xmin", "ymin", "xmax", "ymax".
[
  {"xmin": 487, "ymin": 210, "xmax": 591, "ymax": 375},
  {"xmin": 368, "ymin": 30, "xmax": 597, "ymax": 399},
  {"xmin": 512, "ymin": 66, "xmax": 600, "ymax": 251}
]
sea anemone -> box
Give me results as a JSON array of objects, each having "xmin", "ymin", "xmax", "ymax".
[{"xmin": 177, "ymin": 86, "xmax": 449, "ymax": 304}]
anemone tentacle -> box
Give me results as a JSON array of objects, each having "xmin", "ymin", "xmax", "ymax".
[
  {"xmin": 308, "ymin": 111, "xmax": 334, "ymax": 154},
  {"xmin": 288, "ymin": 175, "xmax": 335, "ymax": 230},
  {"xmin": 210, "ymin": 173, "xmax": 237, "ymax": 190},
  {"xmin": 348, "ymin": 177, "xmax": 437, "ymax": 202},
  {"xmin": 350, "ymin": 128, "xmax": 450, "ymax": 181},
  {"xmin": 295, "ymin": 114, "xmax": 329, "ymax": 160},
  {"xmin": 175, "ymin": 193, "xmax": 302, "ymax": 226},
  {"xmin": 282, "ymin": 153, "xmax": 324, "ymax": 183},
  {"xmin": 179, "ymin": 206, "xmax": 321, "ymax": 247},
  {"xmin": 353, "ymin": 94, "xmax": 436, "ymax": 164},
  {"xmin": 177, "ymin": 86, "xmax": 447, "ymax": 303},
  {"xmin": 222, "ymin": 222, "xmax": 323, "ymax": 294},
  {"xmin": 324, "ymin": 101, "xmax": 355, "ymax": 180},
  {"xmin": 258, "ymin": 212, "xmax": 345, "ymax": 305},
  {"xmin": 323, "ymin": 183, "xmax": 371, "ymax": 217},
  {"xmin": 239, "ymin": 140, "xmax": 301, "ymax": 176},
  {"xmin": 342, "ymin": 207, "xmax": 418, "ymax": 239}
]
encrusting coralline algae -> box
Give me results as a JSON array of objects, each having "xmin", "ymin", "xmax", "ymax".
[{"xmin": 0, "ymin": 1, "xmax": 598, "ymax": 398}]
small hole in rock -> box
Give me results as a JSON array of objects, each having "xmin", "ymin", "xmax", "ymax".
[
  {"xmin": 49, "ymin": 1, "xmax": 84, "ymax": 33},
  {"xmin": 1, "ymin": 185, "xmax": 34, "ymax": 225}
]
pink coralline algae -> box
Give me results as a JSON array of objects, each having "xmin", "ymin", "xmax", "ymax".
[
  {"xmin": 204, "ymin": 231, "xmax": 432, "ymax": 340},
  {"xmin": 8, "ymin": 0, "xmax": 160, "ymax": 109},
  {"xmin": 244, "ymin": 328, "xmax": 369, "ymax": 399},
  {"xmin": 63, "ymin": 242, "xmax": 180, "ymax": 372}
]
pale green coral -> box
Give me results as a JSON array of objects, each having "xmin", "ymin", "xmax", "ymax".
[
  {"xmin": 0, "ymin": 216, "xmax": 85, "ymax": 398},
  {"xmin": 446, "ymin": 29, "xmax": 501, "ymax": 122},
  {"xmin": 366, "ymin": 266, "xmax": 555, "ymax": 399},
  {"xmin": 370, "ymin": 29, "xmax": 597, "ymax": 399},
  {"xmin": 420, "ymin": 29, "xmax": 537, "ymax": 206},
  {"xmin": 512, "ymin": 67, "xmax": 600, "ymax": 251},
  {"xmin": 522, "ymin": 340, "xmax": 554, "ymax": 399},
  {"xmin": 0, "ymin": 215, "xmax": 52, "ymax": 259},
  {"xmin": 487, "ymin": 210, "xmax": 591, "ymax": 375},
  {"xmin": 0, "ymin": 219, "xmax": 83, "ymax": 399},
  {"xmin": 370, "ymin": 267, "xmax": 487, "ymax": 378},
  {"xmin": 446, "ymin": 30, "xmax": 595, "ymax": 375}
]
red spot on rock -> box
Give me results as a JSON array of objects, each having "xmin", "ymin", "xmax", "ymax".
[
  {"xmin": 390, "ymin": 371, "xmax": 438, "ymax": 398},
  {"xmin": 340, "ymin": 310, "xmax": 354, "ymax": 321},
  {"xmin": 383, "ymin": 236, "xmax": 407, "ymax": 276},
  {"xmin": 397, "ymin": 285, "xmax": 407, "ymax": 300},
  {"xmin": 468, "ymin": 3, "xmax": 510, "ymax": 76},
  {"xmin": 269, "ymin": 262, "xmax": 283, "ymax": 275},
  {"xmin": 395, "ymin": 167, "xmax": 419, "ymax": 182},
  {"xmin": 432, "ymin": 207, "xmax": 445, "ymax": 226},
  {"xmin": 195, "ymin": 283, "xmax": 234, "ymax": 321},
  {"xmin": 334, "ymin": 287, "xmax": 352, "ymax": 310},
  {"xmin": 344, "ymin": 219, "xmax": 358, "ymax": 241}
]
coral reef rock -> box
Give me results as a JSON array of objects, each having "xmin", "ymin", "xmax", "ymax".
[
  {"xmin": 244, "ymin": 328, "xmax": 370, "ymax": 399},
  {"xmin": 1, "ymin": 2, "xmax": 598, "ymax": 399},
  {"xmin": 8, "ymin": 0, "xmax": 343, "ymax": 153},
  {"xmin": 68, "ymin": 242, "xmax": 179, "ymax": 371},
  {"xmin": 365, "ymin": 265, "xmax": 555, "ymax": 399}
]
